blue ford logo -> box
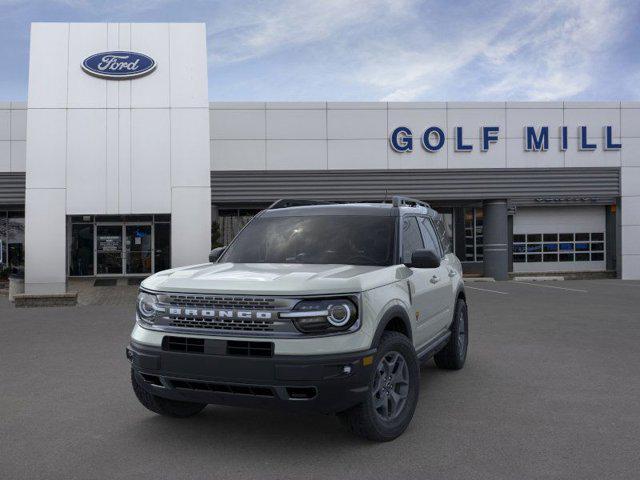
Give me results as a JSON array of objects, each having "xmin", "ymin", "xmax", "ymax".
[{"xmin": 82, "ymin": 51, "xmax": 156, "ymax": 79}]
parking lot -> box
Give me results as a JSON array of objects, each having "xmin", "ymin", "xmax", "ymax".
[{"xmin": 1, "ymin": 279, "xmax": 639, "ymax": 480}]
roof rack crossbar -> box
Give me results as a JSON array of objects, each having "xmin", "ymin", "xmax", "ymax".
[
  {"xmin": 391, "ymin": 195, "xmax": 431, "ymax": 209},
  {"xmin": 267, "ymin": 199, "xmax": 333, "ymax": 210}
]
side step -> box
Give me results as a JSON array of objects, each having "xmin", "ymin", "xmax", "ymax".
[{"xmin": 416, "ymin": 331, "xmax": 451, "ymax": 362}]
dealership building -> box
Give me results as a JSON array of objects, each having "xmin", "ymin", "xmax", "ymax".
[{"xmin": 1, "ymin": 22, "xmax": 640, "ymax": 295}]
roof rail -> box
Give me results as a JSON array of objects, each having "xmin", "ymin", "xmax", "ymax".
[
  {"xmin": 267, "ymin": 199, "xmax": 332, "ymax": 210},
  {"xmin": 391, "ymin": 195, "xmax": 431, "ymax": 209}
]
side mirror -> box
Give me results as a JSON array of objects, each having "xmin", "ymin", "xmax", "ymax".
[
  {"xmin": 209, "ymin": 246, "xmax": 226, "ymax": 263},
  {"xmin": 407, "ymin": 249, "xmax": 441, "ymax": 269}
]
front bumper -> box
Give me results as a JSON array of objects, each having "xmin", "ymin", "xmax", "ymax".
[{"xmin": 127, "ymin": 340, "xmax": 376, "ymax": 414}]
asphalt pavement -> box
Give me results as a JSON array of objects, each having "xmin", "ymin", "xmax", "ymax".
[{"xmin": 1, "ymin": 279, "xmax": 639, "ymax": 480}]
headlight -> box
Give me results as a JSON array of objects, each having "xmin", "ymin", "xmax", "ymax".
[
  {"xmin": 137, "ymin": 291, "xmax": 160, "ymax": 325},
  {"xmin": 280, "ymin": 298, "xmax": 358, "ymax": 334}
]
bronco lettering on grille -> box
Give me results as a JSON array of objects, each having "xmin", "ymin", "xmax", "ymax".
[{"xmin": 166, "ymin": 308, "xmax": 273, "ymax": 320}]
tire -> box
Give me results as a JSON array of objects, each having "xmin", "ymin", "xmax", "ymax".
[
  {"xmin": 434, "ymin": 297, "xmax": 468, "ymax": 370},
  {"xmin": 338, "ymin": 331, "xmax": 420, "ymax": 442},
  {"xmin": 131, "ymin": 369, "xmax": 206, "ymax": 418}
]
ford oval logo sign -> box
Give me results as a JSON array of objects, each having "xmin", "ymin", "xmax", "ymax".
[{"xmin": 82, "ymin": 51, "xmax": 156, "ymax": 79}]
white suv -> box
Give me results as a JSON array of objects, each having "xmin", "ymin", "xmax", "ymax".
[{"xmin": 127, "ymin": 196, "xmax": 468, "ymax": 441}]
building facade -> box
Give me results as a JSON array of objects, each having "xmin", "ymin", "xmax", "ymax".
[{"xmin": 0, "ymin": 22, "xmax": 639, "ymax": 293}]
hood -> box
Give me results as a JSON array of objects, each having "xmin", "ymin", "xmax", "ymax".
[{"xmin": 141, "ymin": 262, "xmax": 409, "ymax": 295}]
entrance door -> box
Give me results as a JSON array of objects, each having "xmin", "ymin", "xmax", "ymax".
[
  {"xmin": 96, "ymin": 225, "xmax": 123, "ymax": 275},
  {"xmin": 125, "ymin": 225, "xmax": 153, "ymax": 275}
]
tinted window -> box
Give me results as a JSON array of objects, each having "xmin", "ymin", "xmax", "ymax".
[
  {"xmin": 221, "ymin": 215, "xmax": 396, "ymax": 266},
  {"xmin": 419, "ymin": 217, "xmax": 442, "ymax": 257},
  {"xmin": 401, "ymin": 217, "xmax": 424, "ymax": 264},
  {"xmin": 432, "ymin": 214, "xmax": 453, "ymax": 254}
]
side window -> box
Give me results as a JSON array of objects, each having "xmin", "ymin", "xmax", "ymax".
[
  {"xmin": 433, "ymin": 214, "xmax": 453, "ymax": 254},
  {"xmin": 419, "ymin": 217, "xmax": 443, "ymax": 258},
  {"xmin": 402, "ymin": 217, "xmax": 425, "ymax": 264}
]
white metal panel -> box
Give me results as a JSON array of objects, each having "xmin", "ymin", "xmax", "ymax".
[
  {"xmin": 563, "ymin": 108, "xmax": 621, "ymax": 138},
  {"xmin": 388, "ymin": 142, "xmax": 447, "ymax": 169},
  {"xmin": 506, "ymin": 108, "xmax": 563, "ymax": 138},
  {"xmin": 211, "ymin": 140, "xmax": 265, "ymax": 170},
  {"xmin": 10, "ymin": 109, "xmax": 27, "ymax": 141},
  {"xmin": 621, "ymin": 195, "xmax": 640, "ymax": 226},
  {"xmin": 328, "ymin": 140, "xmax": 387, "ymax": 169},
  {"xmin": 0, "ymin": 110, "xmax": 10, "ymax": 140},
  {"xmin": 106, "ymin": 23, "xmax": 119, "ymax": 108},
  {"xmin": 130, "ymin": 108, "xmax": 171, "ymax": 212},
  {"xmin": 447, "ymin": 108, "xmax": 506, "ymax": 139},
  {"xmin": 130, "ymin": 23, "xmax": 170, "ymax": 108},
  {"xmin": 621, "ymin": 108, "xmax": 640, "ymax": 138},
  {"xmin": 67, "ymin": 23, "xmax": 108, "ymax": 109},
  {"xmin": 117, "ymin": 23, "xmax": 132, "ymax": 109},
  {"xmin": 170, "ymin": 108, "xmax": 211, "ymax": 187},
  {"xmin": 66, "ymin": 109, "xmax": 107, "ymax": 214},
  {"xmin": 105, "ymin": 109, "xmax": 118, "ymax": 213},
  {"xmin": 266, "ymin": 140, "xmax": 327, "ymax": 170},
  {"xmin": 25, "ymin": 188, "xmax": 66, "ymax": 294},
  {"xmin": 169, "ymin": 23, "xmax": 209, "ymax": 108},
  {"xmin": 171, "ymin": 186, "xmax": 211, "ymax": 267},
  {"xmin": 210, "ymin": 109, "xmax": 265, "ymax": 140},
  {"xmin": 266, "ymin": 109, "xmax": 326, "ymax": 139},
  {"xmin": 117, "ymin": 108, "xmax": 132, "ymax": 213},
  {"xmin": 387, "ymin": 108, "xmax": 447, "ymax": 138},
  {"xmin": 564, "ymin": 137, "xmax": 621, "ymax": 167},
  {"xmin": 27, "ymin": 23, "xmax": 69, "ymax": 108},
  {"xmin": 10, "ymin": 141, "xmax": 26, "ymax": 172},
  {"xmin": 621, "ymin": 226, "xmax": 640, "ymax": 255},
  {"xmin": 622, "ymin": 138, "xmax": 640, "ymax": 166},
  {"xmin": 25, "ymin": 109, "xmax": 67, "ymax": 188},
  {"xmin": 506, "ymin": 138, "xmax": 564, "ymax": 168},
  {"xmin": 621, "ymin": 167, "xmax": 640, "ymax": 196},
  {"xmin": 447, "ymin": 139, "xmax": 506, "ymax": 169},
  {"xmin": 0, "ymin": 142, "xmax": 9, "ymax": 171},
  {"xmin": 328, "ymin": 109, "xmax": 387, "ymax": 139}
]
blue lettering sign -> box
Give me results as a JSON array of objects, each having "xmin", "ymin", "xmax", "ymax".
[
  {"xmin": 390, "ymin": 126, "xmax": 413, "ymax": 152},
  {"xmin": 82, "ymin": 51, "xmax": 156, "ymax": 79},
  {"xmin": 481, "ymin": 126, "xmax": 499, "ymax": 151},
  {"xmin": 604, "ymin": 126, "xmax": 622, "ymax": 150},
  {"xmin": 578, "ymin": 126, "xmax": 597, "ymax": 150},
  {"xmin": 560, "ymin": 126, "xmax": 568, "ymax": 151},
  {"xmin": 454, "ymin": 127, "xmax": 472, "ymax": 151},
  {"xmin": 422, "ymin": 126, "xmax": 445, "ymax": 152},
  {"xmin": 525, "ymin": 126, "xmax": 549, "ymax": 151}
]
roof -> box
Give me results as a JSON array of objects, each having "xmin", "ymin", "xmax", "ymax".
[{"xmin": 261, "ymin": 202, "xmax": 436, "ymax": 218}]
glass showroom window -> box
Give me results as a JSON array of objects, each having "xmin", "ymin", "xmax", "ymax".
[
  {"xmin": 463, "ymin": 208, "xmax": 483, "ymax": 262},
  {"xmin": 512, "ymin": 233, "xmax": 605, "ymax": 263},
  {"xmin": 1, "ymin": 211, "xmax": 25, "ymax": 273}
]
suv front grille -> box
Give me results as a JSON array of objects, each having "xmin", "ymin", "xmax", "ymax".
[
  {"xmin": 162, "ymin": 336, "xmax": 205, "ymax": 353},
  {"xmin": 165, "ymin": 294, "xmax": 278, "ymax": 310},
  {"xmin": 168, "ymin": 317, "xmax": 275, "ymax": 332},
  {"xmin": 226, "ymin": 340, "xmax": 274, "ymax": 357}
]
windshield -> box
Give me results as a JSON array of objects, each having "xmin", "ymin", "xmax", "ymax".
[{"xmin": 220, "ymin": 215, "xmax": 396, "ymax": 266}]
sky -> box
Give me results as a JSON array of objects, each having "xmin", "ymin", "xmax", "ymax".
[{"xmin": 1, "ymin": 0, "xmax": 639, "ymax": 102}]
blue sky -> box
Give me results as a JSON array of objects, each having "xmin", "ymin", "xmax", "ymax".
[{"xmin": 1, "ymin": 0, "xmax": 639, "ymax": 101}]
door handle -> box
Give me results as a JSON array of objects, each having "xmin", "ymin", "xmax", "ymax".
[{"xmin": 430, "ymin": 275, "xmax": 440, "ymax": 284}]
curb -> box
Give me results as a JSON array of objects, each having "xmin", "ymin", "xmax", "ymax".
[{"xmin": 514, "ymin": 276, "xmax": 565, "ymax": 282}]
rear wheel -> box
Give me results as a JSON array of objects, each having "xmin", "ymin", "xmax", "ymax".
[
  {"xmin": 131, "ymin": 369, "xmax": 206, "ymax": 418},
  {"xmin": 434, "ymin": 298, "xmax": 468, "ymax": 370},
  {"xmin": 338, "ymin": 331, "xmax": 419, "ymax": 441}
]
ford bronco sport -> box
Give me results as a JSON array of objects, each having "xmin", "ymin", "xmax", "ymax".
[{"xmin": 127, "ymin": 196, "xmax": 468, "ymax": 441}]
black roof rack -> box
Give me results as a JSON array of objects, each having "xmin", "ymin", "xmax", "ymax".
[
  {"xmin": 391, "ymin": 195, "xmax": 431, "ymax": 209},
  {"xmin": 267, "ymin": 199, "xmax": 333, "ymax": 210}
]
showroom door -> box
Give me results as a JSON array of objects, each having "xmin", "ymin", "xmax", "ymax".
[
  {"xmin": 96, "ymin": 225, "xmax": 124, "ymax": 275},
  {"xmin": 125, "ymin": 224, "xmax": 153, "ymax": 275}
]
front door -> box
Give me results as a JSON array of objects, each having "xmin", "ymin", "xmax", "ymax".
[
  {"xmin": 125, "ymin": 225, "xmax": 153, "ymax": 275},
  {"xmin": 96, "ymin": 225, "xmax": 123, "ymax": 275}
]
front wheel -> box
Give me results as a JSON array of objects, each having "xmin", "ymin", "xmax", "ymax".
[
  {"xmin": 434, "ymin": 297, "xmax": 468, "ymax": 370},
  {"xmin": 338, "ymin": 331, "xmax": 420, "ymax": 442}
]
